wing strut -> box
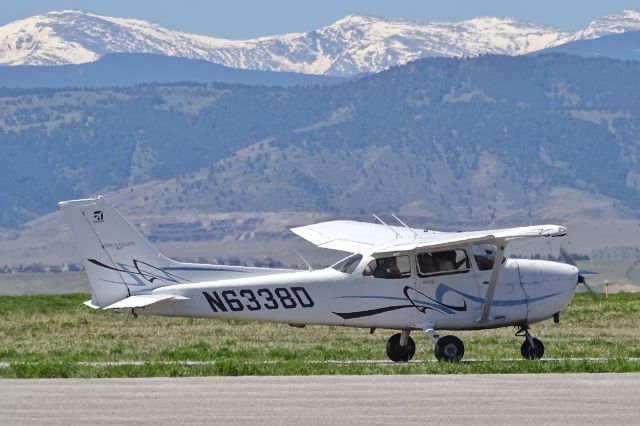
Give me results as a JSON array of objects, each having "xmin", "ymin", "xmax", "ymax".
[
  {"xmin": 391, "ymin": 214, "xmax": 418, "ymax": 237},
  {"xmin": 372, "ymin": 214, "xmax": 400, "ymax": 238},
  {"xmin": 478, "ymin": 242, "xmax": 506, "ymax": 323}
]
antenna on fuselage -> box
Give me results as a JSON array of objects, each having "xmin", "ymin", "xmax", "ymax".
[
  {"xmin": 293, "ymin": 249, "xmax": 313, "ymax": 272},
  {"xmin": 391, "ymin": 213, "xmax": 418, "ymax": 238},
  {"xmin": 372, "ymin": 214, "xmax": 400, "ymax": 238}
]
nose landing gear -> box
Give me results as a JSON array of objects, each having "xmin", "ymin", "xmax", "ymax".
[{"xmin": 517, "ymin": 326, "xmax": 545, "ymax": 359}]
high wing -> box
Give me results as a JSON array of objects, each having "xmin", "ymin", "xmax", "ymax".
[
  {"xmin": 290, "ymin": 220, "xmax": 417, "ymax": 253},
  {"xmin": 290, "ymin": 220, "xmax": 567, "ymax": 254}
]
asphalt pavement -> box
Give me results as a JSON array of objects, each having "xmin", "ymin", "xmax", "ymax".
[{"xmin": 2, "ymin": 374, "xmax": 639, "ymax": 425}]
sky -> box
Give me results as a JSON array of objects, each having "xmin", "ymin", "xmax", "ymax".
[{"xmin": 2, "ymin": 0, "xmax": 640, "ymax": 39}]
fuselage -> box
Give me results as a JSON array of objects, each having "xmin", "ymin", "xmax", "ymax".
[{"xmin": 141, "ymin": 255, "xmax": 579, "ymax": 332}]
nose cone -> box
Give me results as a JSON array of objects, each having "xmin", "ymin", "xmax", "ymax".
[{"xmin": 517, "ymin": 259, "xmax": 579, "ymax": 323}]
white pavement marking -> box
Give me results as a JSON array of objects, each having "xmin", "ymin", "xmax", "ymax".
[
  {"xmin": 1, "ymin": 374, "xmax": 640, "ymax": 425},
  {"xmin": 1, "ymin": 357, "xmax": 640, "ymax": 369}
]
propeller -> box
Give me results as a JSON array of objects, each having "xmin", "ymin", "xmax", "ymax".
[{"xmin": 558, "ymin": 246, "xmax": 598, "ymax": 296}]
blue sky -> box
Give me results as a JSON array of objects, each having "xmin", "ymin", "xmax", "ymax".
[{"xmin": 3, "ymin": 0, "xmax": 640, "ymax": 39}]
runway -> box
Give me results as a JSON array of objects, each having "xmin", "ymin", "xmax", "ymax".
[{"xmin": 2, "ymin": 374, "xmax": 640, "ymax": 425}]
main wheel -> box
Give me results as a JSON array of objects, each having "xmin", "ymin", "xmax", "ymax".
[
  {"xmin": 521, "ymin": 337, "xmax": 544, "ymax": 359},
  {"xmin": 386, "ymin": 333, "xmax": 416, "ymax": 362},
  {"xmin": 434, "ymin": 335, "xmax": 464, "ymax": 362}
]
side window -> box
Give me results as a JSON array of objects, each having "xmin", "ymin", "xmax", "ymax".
[
  {"xmin": 363, "ymin": 255, "xmax": 411, "ymax": 279},
  {"xmin": 417, "ymin": 249, "xmax": 469, "ymax": 277},
  {"xmin": 471, "ymin": 244, "xmax": 496, "ymax": 271}
]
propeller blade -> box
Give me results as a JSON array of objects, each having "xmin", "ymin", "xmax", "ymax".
[
  {"xmin": 577, "ymin": 274, "xmax": 599, "ymax": 299},
  {"xmin": 561, "ymin": 246, "xmax": 599, "ymax": 298}
]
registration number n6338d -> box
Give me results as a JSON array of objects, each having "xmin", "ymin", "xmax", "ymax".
[{"xmin": 202, "ymin": 287, "xmax": 314, "ymax": 313}]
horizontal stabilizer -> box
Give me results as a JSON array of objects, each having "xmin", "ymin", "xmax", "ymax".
[
  {"xmin": 83, "ymin": 300, "xmax": 100, "ymax": 309},
  {"xmin": 104, "ymin": 294, "xmax": 189, "ymax": 309}
]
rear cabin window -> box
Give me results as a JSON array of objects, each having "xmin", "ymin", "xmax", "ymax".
[
  {"xmin": 416, "ymin": 249, "xmax": 470, "ymax": 277},
  {"xmin": 363, "ymin": 255, "xmax": 411, "ymax": 279},
  {"xmin": 331, "ymin": 254, "xmax": 363, "ymax": 274}
]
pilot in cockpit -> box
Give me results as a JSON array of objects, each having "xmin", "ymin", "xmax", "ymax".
[{"xmin": 373, "ymin": 257, "xmax": 402, "ymax": 279}]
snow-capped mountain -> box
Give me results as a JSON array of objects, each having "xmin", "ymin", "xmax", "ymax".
[
  {"xmin": 1, "ymin": 9, "xmax": 639, "ymax": 76},
  {"xmin": 570, "ymin": 9, "xmax": 640, "ymax": 40}
]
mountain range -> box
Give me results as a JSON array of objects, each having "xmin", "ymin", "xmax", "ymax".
[
  {"xmin": 2, "ymin": 9, "xmax": 640, "ymax": 76},
  {"xmin": 1, "ymin": 53, "xmax": 639, "ymax": 227},
  {"xmin": 540, "ymin": 30, "xmax": 640, "ymax": 61},
  {"xmin": 1, "ymin": 53, "xmax": 640, "ymax": 266}
]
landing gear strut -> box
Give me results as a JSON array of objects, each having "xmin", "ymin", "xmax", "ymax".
[
  {"xmin": 386, "ymin": 330, "xmax": 415, "ymax": 362},
  {"xmin": 517, "ymin": 326, "xmax": 545, "ymax": 359}
]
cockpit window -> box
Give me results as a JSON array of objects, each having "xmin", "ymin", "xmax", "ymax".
[
  {"xmin": 471, "ymin": 244, "xmax": 496, "ymax": 271},
  {"xmin": 417, "ymin": 249, "xmax": 470, "ymax": 277},
  {"xmin": 363, "ymin": 255, "xmax": 411, "ymax": 279},
  {"xmin": 331, "ymin": 254, "xmax": 363, "ymax": 274}
]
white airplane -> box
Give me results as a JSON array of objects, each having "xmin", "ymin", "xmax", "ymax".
[{"xmin": 60, "ymin": 196, "xmax": 581, "ymax": 362}]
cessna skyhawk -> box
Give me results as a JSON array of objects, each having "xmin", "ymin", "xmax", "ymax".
[{"xmin": 60, "ymin": 196, "xmax": 580, "ymax": 362}]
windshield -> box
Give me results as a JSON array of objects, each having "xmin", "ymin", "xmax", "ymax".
[{"xmin": 331, "ymin": 254, "xmax": 363, "ymax": 274}]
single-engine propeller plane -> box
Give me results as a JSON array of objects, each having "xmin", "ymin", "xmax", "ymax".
[{"xmin": 60, "ymin": 196, "xmax": 582, "ymax": 362}]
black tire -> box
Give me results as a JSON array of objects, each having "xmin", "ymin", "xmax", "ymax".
[
  {"xmin": 520, "ymin": 337, "xmax": 545, "ymax": 359},
  {"xmin": 434, "ymin": 335, "xmax": 465, "ymax": 362},
  {"xmin": 386, "ymin": 333, "xmax": 416, "ymax": 362}
]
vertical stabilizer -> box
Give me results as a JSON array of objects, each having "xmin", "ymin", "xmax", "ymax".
[{"xmin": 59, "ymin": 196, "xmax": 174, "ymax": 307}]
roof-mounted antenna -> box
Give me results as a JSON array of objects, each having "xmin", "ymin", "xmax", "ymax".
[
  {"xmin": 293, "ymin": 249, "xmax": 313, "ymax": 272},
  {"xmin": 372, "ymin": 214, "xmax": 400, "ymax": 238},
  {"xmin": 391, "ymin": 213, "xmax": 418, "ymax": 237}
]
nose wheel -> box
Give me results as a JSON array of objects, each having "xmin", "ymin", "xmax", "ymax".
[
  {"xmin": 517, "ymin": 326, "xmax": 545, "ymax": 359},
  {"xmin": 386, "ymin": 330, "xmax": 416, "ymax": 362}
]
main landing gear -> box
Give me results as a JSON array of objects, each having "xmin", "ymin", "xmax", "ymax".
[
  {"xmin": 386, "ymin": 330, "xmax": 416, "ymax": 362},
  {"xmin": 385, "ymin": 329, "xmax": 465, "ymax": 363},
  {"xmin": 385, "ymin": 325, "xmax": 545, "ymax": 362},
  {"xmin": 517, "ymin": 326, "xmax": 545, "ymax": 359}
]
